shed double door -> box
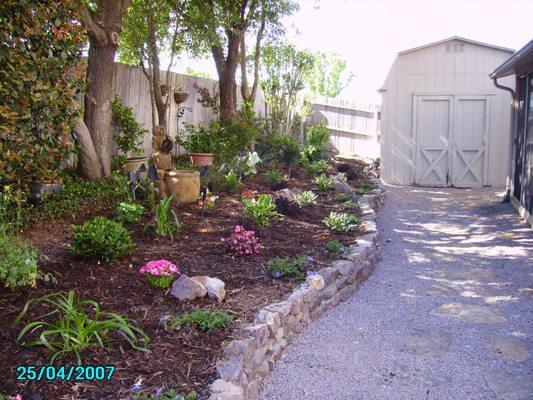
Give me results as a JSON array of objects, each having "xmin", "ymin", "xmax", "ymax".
[{"xmin": 413, "ymin": 95, "xmax": 490, "ymax": 187}]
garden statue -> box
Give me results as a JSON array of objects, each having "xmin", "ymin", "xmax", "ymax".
[{"xmin": 149, "ymin": 125, "xmax": 200, "ymax": 204}]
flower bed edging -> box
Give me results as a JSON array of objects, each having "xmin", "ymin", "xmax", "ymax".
[{"xmin": 208, "ymin": 177, "xmax": 385, "ymax": 400}]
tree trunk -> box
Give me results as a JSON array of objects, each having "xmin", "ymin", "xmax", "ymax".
[
  {"xmin": 147, "ymin": 3, "xmax": 167, "ymax": 129},
  {"xmin": 74, "ymin": 115, "xmax": 104, "ymax": 180},
  {"xmin": 212, "ymin": 34, "xmax": 240, "ymax": 123}
]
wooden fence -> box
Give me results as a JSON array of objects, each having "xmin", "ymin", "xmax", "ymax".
[{"xmin": 308, "ymin": 96, "xmax": 380, "ymax": 159}]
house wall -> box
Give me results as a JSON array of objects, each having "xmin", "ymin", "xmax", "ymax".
[{"xmin": 380, "ymin": 40, "xmax": 515, "ymax": 186}]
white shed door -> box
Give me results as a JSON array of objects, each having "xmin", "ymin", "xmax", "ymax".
[{"xmin": 413, "ymin": 95, "xmax": 489, "ymax": 187}]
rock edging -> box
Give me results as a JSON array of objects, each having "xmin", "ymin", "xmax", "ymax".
[{"xmin": 209, "ymin": 177, "xmax": 385, "ymax": 400}]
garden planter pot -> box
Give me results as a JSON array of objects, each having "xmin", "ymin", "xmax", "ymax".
[
  {"xmin": 189, "ymin": 152, "xmax": 214, "ymax": 166},
  {"xmin": 29, "ymin": 181, "xmax": 62, "ymax": 200},
  {"xmin": 160, "ymin": 84, "xmax": 169, "ymax": 96},
  {"xmin": 164, "ymin": 169, "xmax": 200, "ymax": 204},
  {"xmin": 123, "ymin": 157, "xmax": 148, "ymax": 173},
  {"xmin": 174, "ymin": 91, "xmax": 189, "ymax": 104}
]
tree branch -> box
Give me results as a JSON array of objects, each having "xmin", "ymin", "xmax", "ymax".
[{"xmin": 79, "ymin": 4, "xmax": 108, "ymax": 45}]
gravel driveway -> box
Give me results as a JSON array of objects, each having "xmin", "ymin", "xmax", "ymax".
[{"xmin": 256, "ymin": 186, "xmax": 533, "ymax": 400}]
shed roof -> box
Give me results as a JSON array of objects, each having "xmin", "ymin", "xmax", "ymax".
[
  {"xmin": 490, "ymin": 38, "xmax": 533, "ymax": 78},
  {"xmin": 398, "ymin": 36, "xmax": 515, "ymax": 56}
]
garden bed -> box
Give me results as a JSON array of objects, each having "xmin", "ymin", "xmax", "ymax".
[{"xmin": 0, "ymin": 160, "xmax": 370, "ymax": 400}]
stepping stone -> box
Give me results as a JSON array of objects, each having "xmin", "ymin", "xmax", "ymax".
[
  {"xmin": 403, "ymin": 329, "xmax": 451, "ymax": 356},
  {"xmin": 484, "ymin": 335, "xmax": 529, "ymax": 362},
  {"xmin": 390, "ymin": 361, "xmax": 450, "ymax": 387},
  {"xmin": 484, "ymin": 371, "xmax": 533, "ymax": 400},
  {"xmin": 425, "ymin": 283, "xmax": 456, "ymax": 296},
  {"xmin": 430, "ymin": 302, "xmax": 506, "ymax": 324},
  {"xmin": 448, "ymin": 268, "xmax": 496, "ymax": 282}
]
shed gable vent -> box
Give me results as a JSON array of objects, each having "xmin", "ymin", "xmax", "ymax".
[{"xmin": 446, "ymin": 42, "xmax": 465, "ymax": 53}]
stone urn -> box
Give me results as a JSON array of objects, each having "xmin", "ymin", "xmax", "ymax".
[
  {"xmin": 123, "ymin": 156, "xmax": 148, "ymax": 173},
  {"xmin": 164, "ymin": 169, "xmax": 200, "ymax": 204},
  {"xmin": 189, "ymin": 152, "xmax": 214, "ymax": 166}
]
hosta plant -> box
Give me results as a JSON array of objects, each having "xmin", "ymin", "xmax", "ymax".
[
  {"xmin": 221, "ymin": 225, "xmax": 260, "ymax": 257},
  {"xmin": 140, "ymin": 259, "xmax": 180, "ymax": 288},
  {"xmin": 333, "ymin": 172, "xmax": 348, "ymax": 184},
  {"xmin": 242, "ymin": 194, "xmax": 284, "ymax": 227},
  {"xmin": 323, "ymin": 212, "xmax": 360, "ymax": 232},
  {"xmin": 168, "ymin": 310, "xmax": 234, "ymax": 332},
  {"xmin": 69, "ymin": 216, "xmax": 134, "ymax": 262},
  {"xmin": 294, "ymin": 190, "xmax": 317, "ymax": 207},
  {"xmin": 115, "ymin": 202, "xmax": 145, "ymax": 222},
  {"xmin": 313, "ymin": 174, "xmax": 334, "ymax": 192},
  {"xmin": 15, "ymin": 291, "xmax": 149, "ymax": 363}
]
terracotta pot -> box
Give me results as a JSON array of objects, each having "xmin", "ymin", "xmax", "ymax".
[
  {"xmin": 164, "ymin": 169, "xmax": 200, "ymax": 204},
  {"xmin": 123, "ymin": 157, "xmax": 148, "ymax": 173},
  {"xmin": 160, "ymin": 84, "xmax": 169, "ymax": 96},
  {"xmin": 189, "ymin": 152, "xmax": 214, "ymax": 166},
  {"xmin": 174, "ymin": 91, "xmax": 189, "ymax": 104}
]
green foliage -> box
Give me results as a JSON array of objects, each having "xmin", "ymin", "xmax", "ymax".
[
  {"xmin": 111, "ymin": 96, "xmax": 146, "ymax": 158},
  {"xmin": 220, "ymin": 171, "xmax": 243, "ymax": 193},
  {"xmin": 313, "ymin": 174, "xmax": 334, "ymax": 191},
  {"xmin": 257, "ymin": 134, "xmax": 301, "ymax": 166},
  {"xmin": 0, "ymin": 228, "xmax": 40, "ymax": 289},
  {"xmin": 0, "ymin": 184, "xmax": 28, "ymax": 233},
  {"xmin": 308, "ymin": 52, "xmax": 354, "ymax": 98},
  {"xmin": 334, "ymin": 172, "xmax": 348, "ymax": 184},
  {"xmin": 15, "ymin": 291, "xmax": 149, "ymax": 363},
  {"xmin": 301, "ymin": 122, "xmax": 330, "ymax": 163},
  {"xmin": 305, "ymin": 160, "xmax": 329, "ymax": 175},
  {"xmin": 155, "ymin": 197, "xmax": 182, "ymax": 240},
  {"xmin": 220, "ymin": 151, "xmax": 262, "ymax": 178},
  {"xmin": 242, "ymin": 194, "xmax": 284, "ymax": 227},
  {"xmin": 265, "ymin": 169, "xmax": 283, "ymax": 185},
  {"xmin": 266, "ymin": 255, "xmax": 306, "ymax": 278},
  {"xmin": 323, "ymin": 212, "xmax": 359, "ymax": 232},
  {"xmin": 0, "ymin": 1, "xmax": 85, "ymax": 184},
  {"xmin": 354, "ymin": 188, "xmax": 365, "ymax": 196},
  {"xmin": 340, "ymin": 201, "xmax": 361, "ymax": 211},
  {"xmin": 69, "ymin": 216, "xmax": 134, "ymax": 262},
  {"xmin": 326, "ymin": 239, "xmax": 343, "ymax": 253},
  {"xmin": 132, "ymin": 389, "xmax": 197, "ymax": 400},
  {"xmin": 178, "ymin": 123, "xmax": 218, "ymax": 154},
  {"xmin": 115, "ymin": 202, "xmax": 145, "ymax": 222},
  {"xmin": 169, "ymin": 310, "xmax": 234, "ymax": 332},
  {"xmin": 335, "ymin": 193, "xmax": 350, "ymax": 203},
  {"xmin": 293, "ymin": 190, "xmax": 317, "ymax": 207},
  {"xmin": 355, "ymin": 183, "xmax": 377, "ymax": 194},
  {"xmin": 185, "ymin": 67, "xmax": 212, "ymax": 79}
]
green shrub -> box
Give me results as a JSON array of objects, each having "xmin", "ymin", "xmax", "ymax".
[
  {"xmin": 257, "ymin": 134, "xmax": 301, "ymax": 165},
  {"xmin": 335, "ymin": 193, "xmax": 350, "ymax": 203},
  {"xmin": 265, "ymin": 168, "xmax": 283, "ymax": 185},
  {"xmin": 111, "ymin": 96, "xmax": 146, "ymax": 160},
  {"xmin": 0, "ymin": 229, "xmax": 40, "ymax": 289},
  {"xmin": 305, "ymin": 160, "xmax": 329, "ymax": 175},
  {"xmin": 115, "ymin": 202, "xmax": 144, "ymax": 222},
  {"xmin": 323, "ymin": 212, "xmax": 359, "ymax": 232},
  {"xmin": 301, "ymin": 122, "xmax": 330, "ymax": 162},
  {"xmin": 220, "ymin": 171, "xmax": 243, "ymax": 193},
  {"xmin": 293, "ymin": 190, "xmax": 317, "ymax": 207},
  {"xmin": 266, "ymin": 255, "xmax": 306, "ymax": 278},
  {"xmin": 0, "ymin": 185, "xmax": 28, "ymax": 233},
  {"xmin": 155, "ymin": 197, "xmax": 182, "ymax": 240},
  {"xmin": 242, "ymin": 194, "xmax": 284, "ymax": 227},
  {"xmin": 15, "ymin": 291, "xmax": 149, "ymax": 363},
  {"xmin": 326, "ymin": 239, "xmax": 343, "ymax": 253},
  {"xmin": 313, "ymin": 173, "xmax": 334, "ymax": 191},
  {"xmin": 178, "ymin": 123, "xmax": 218, "ymax": 153},
  {"xmin": 69, "ymin": 216, "xmax": 134, "ymax": 262},
  {"xmin": 169, "ymin": 310, "xmax": 234, "ymax": 332}
]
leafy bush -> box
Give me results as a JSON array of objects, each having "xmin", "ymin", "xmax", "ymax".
[
  {"xmin": 265, "ymin": 168, "xmax": 283, "ymax": 185},
  {"xmin": 294, "ymin": 190, "xmax": 318, "ymax": 207},
  {"xmin": 15, "ymin": 291, "xmax": 149, "ymax": 362},
  {"xmin": 313, "ymin": 174, "xmax": 334, "ymax": 191},
  {"xmin": 169, "ymin": 310, "xmax": 234, "ymax": 332},
  {"xmin": 155, "ymin": 197, "xmax": 182, "ymax": 240},
  {"xmin": 220, "ymin": 171, "xmax": 243, "ymax": 193},
  {"xmin": 242, "ymin": 194, "xmax": 284, "ymax": 227},
  {"xmin": 257, "ymin": 134, "xmax": 301, "ymax": 165},
  {"xmin": 323, "ymin": 212, "xmax": 359, "ymax": 232},
  {"xmin": 111, "ymin": 96, "xmax": 146, "ymax": 160},
  {"xmin": 305, "ymin": 160, "xmax": 329, "ymax": 175},
  {"xmin": 326, "ymin": 239, "xmax": 344, "ymax": 253},
  {"xmin": 221, "ymin": 225, "xmax": 261, "ymax": 256},
  {"xmin": 69, "ymin": 216, "xmax": 134, "ymax": 262},
  {"xmin": 178, "ymin": 123, "xmax": 218, "ymax": 153},
  {"xmin": 220, "ymin": 151, "xmax": 262, "ymax": 178},
  {"xmin": 0, "ymin": 184, "xmax": 28, "ymax": 233},
  {"xmin": 116, "ymin": 202, "xmax": 145, "ymax": 222},
  {"xmin": 335, "ymin": 193, "xmax": 350, "ymax": 203},
  {"xmin": 301, "ymin": 122, "xmax": 330, "ymax": 162},
  {"xmin": 0, "ymin": 1, "xmax": 85, "ymax": 184},
  {"xmin": 0, "ymin": 229, "xmax": 40, "ymax": 289},
  {"xmin": 266, "ymin": 255, "xmax": 307, "ymax": 279}
]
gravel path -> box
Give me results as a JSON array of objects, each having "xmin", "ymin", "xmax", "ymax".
[{"xmin": 256, "ymin": 186, "xmax": 533, "ymax": 400}]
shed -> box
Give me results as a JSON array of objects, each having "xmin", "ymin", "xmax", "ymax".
[{"xmin": 379, "ymin": 37, "xmax": 515, "ymax": 187}]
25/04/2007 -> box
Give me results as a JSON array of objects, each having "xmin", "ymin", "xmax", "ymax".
[{"xmin": 16, "ymin": 365, "xmax": 115, "ymax": 381}]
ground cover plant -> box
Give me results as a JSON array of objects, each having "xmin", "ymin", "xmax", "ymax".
[
  {"xmin": 168, "ymin": 310, "xmax": 234, "ymax": 332},
  {"xmin": 0, "ymin": 228, "xmax": 40, "ymax": 289},
  {"xmin": 266, "ymin": 255, "xmax": 309, "ymax": 279},
  {"xmin": 116, "ymin": 202, "xmax": 145, "ymax": 222}
]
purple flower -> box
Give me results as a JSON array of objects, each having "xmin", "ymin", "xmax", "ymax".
[
  {"xmin": 307, "ymin": 270, "xmax": 317, "ymax": 277},
  {"xmin": 306, "ymin": 256, "xmax": 315, "ymax": 265},
  {"xmin": 130, "ymin": 382, "xmax": 142, "ymax": 392},
  {"xmin": 273, "ymin": 271, "xmax": 282, "ymax": 279}
]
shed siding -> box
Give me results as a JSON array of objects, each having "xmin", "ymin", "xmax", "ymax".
[{"xmin": 381, "ymin": 40, "xmax": 514, "ymax": 186}]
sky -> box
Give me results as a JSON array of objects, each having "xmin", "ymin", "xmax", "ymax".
[{"xmin": 178, "ymin": 0, "xmax": 533, "ymax": 104}]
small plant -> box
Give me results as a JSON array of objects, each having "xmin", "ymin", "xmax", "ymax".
[
  {"xmin": 111, "ymin": 96, "xmax": 146, "ymax": 160},
  {"xmin": 340, "ymin": 200, "xmax": 361, "ymax": 211},
  {"xmin": 15, "ymin": 291, "xmax": 149, "ymax": 362},
  {"xmin": 0, "ymin": 228, "xmax": 40, "ymax": 289},
  {"xmin": 139, "ymin": 259, "xmax": 180, "ymax": 288},
  {"xmin": 305, "ymin": 160, "xmax": 329, "ymax": 175},
  {"xmin": 323, "ymin": 212, "xmax": 359, "ymax": 232},
  {"xmin": 356, "ymin": 182, "xmax": 377, "ymax": 193},
  {"xmin": 333, "ymin": 172, "xmax": 348, "ymax": 184},
  {"xmin": 354, "ymin": 188, "xmax": 365, "ymax": 195},
  {"xmin": 326, "ymin": 239, "xmax": 346, "ymax": 253},
  {"xmin": 335, "ymin": 193, "xmax": 350, "ymax": 203},
  {"xmin": 221, "ymin": 225, "xmax": 260, "ymax": 256},
  {"xmin": 220, "ymin": 151, "xmax": 262, "ymax": 177},
  {"xmin": 132, "ymin": 389, "xmax": 197, "ymax": 400},
  {"xmin": 265, "ymin": 168, "xmax": 283, "ymax": 185},
  {"xmin": 168, "ymin": 310, "xmax": 234, "ymax": 332},
  {"xmin": 116, "ymin": 202, "xmax": 145, "ymax": 222},
  {"xmin": 241, "ymin": 188, "xmax": 255, "ymax": 199},
  {"xmin": 294, "ymin": 190, "xmax": 318, "ymax": 207},
  {"xmin": 155, "ymin": 197, "xmax": 182, "ymax": 240},
  {"xmin": 69, "ymin": 216, "xmax": 134, "ymax": 262},
  {"xmin": 242, "ymin": 194, "xmax": 284, "ymax": 227},
  {"xmin": 313, "ymin": 173, "xmax": 334, "ymax": 191},
  {"xmin": 196, "ymin": 191, "xmax": 218, "ymax": 211},
  {"xmin": 220, "ymin": 171, "xmax": 243, "ymax": 193},
  {"xmin": 0, "ymin": 184, "xmax": 28, "ymax": 233},
  {"xmin": 266, "ymin": 255, "xmax": 315, "ymax": 279}
]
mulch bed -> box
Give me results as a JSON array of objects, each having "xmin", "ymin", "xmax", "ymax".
[{"xmin": 0, "ymin": 160, "xmax": 368, "ymax": 400}]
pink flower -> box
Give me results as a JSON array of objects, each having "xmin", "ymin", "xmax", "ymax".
[{"xmin": 140, "ymin": 259, "xmax": 180, "ymax": 276}]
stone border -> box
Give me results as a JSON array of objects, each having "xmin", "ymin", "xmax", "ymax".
[{"xmin": 208, "ymin": 176, "xmax": 385, "ymax": 400}]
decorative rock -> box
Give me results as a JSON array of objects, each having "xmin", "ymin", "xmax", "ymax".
[
  {"xmin": 334, "ymin": 181, "xmax": 352, "ymax": 192},
  {"xmin": 269, "ymin": 338, "xmax": 287, "ymax": 361},
  {"xmin": 209, "ymin": 379, "xmax": 244, "ymax": 400},
  {"xmin": 331, "ymin": 260, "xmax": 354, "ymax": 276},
  {"xmin": 317, "ymin": 267, "xmax": 338, "ymax": 286},
  {"xmin": 216, "ymin": 358, "xmax": 244, "ymax": 382},
  {"xmin": 307, "ymin": 275, "xmax": 325, "ymax": 290},
  {"xmin": 484, "ymin": 335, "xmax": 529, "ymax": 362},
  {"xmin": 403, "ymin": 329, "xmax": 452, "ymax": 356},
  {"xmin": 274, "ymin": 188, "xmax": 301, "ymax": 202},
  {"xmin": 205, "ymin": 277, "xmax": 226, "ymax": 302},
  {"xmin": 170, "ymin": 275, "xmax": 207, "ymax": 301},
  {"xmin": 243, "ymin": 324, "xmax": 270, "ymax": 346},
  {"xmin": 431, "ymin": 302, "xmax": 506, "ymax": 324}
]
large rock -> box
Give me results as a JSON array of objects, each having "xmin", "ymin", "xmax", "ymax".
[
  {"xmin": 209, "ymin": 379, "xmax": 244, "ymax": 400},
  {"xmin": 170, "ymin": 275, "xmax": 207, "ymax": 301},
  {"xmin": 202, "ymin": 277, "xmax": 226, "ymax": 302}
]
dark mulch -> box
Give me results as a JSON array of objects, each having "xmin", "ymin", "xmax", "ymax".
[{"xmin": 0, "ymin": 162, "xmax": 367, "ymax": 400}]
